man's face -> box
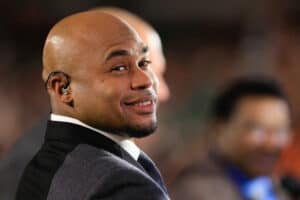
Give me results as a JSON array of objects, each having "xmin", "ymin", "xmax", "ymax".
[
  {"xmin": 217, "ymin": 96, "xmax": 291, "ymax": 177},
  {"xmin": 70, "ymin": 23, "xmax": 158, "ymax": 138}
]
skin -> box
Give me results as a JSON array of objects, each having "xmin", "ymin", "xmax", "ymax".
[
  {"xmin": 43, "ymin": 10, "xmax": 159, "ymax": 137},
  {"xmin": 216, "ymin": 96, "xmax": 291, "ymax": 177},
  {"xmin": 97, "ymin": 7, "xmax": 170, "ymax": 103},
  {"xmin": 94, "ymin": 7, "xmax": 170, "ymax": 152}
]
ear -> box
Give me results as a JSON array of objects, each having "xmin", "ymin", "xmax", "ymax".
[
  {"xmin": 212, "ymin": 120, "xmax": 228, "ymax": 141},
  {"xmin": 46, "ymin": 72, "xmax": 73, "ymax": 105}
]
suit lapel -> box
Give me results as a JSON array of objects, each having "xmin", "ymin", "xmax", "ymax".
[
  {"xmin": 46, "ymin": 121, "xmax": 146, "ymax": 171},
  {"xmin": 119, "ymin": 147, "xmax": 145, "ymax": 171},
  {"xmin": 46, "ymin": 121, "xmax": 123, "ymax": 157}
]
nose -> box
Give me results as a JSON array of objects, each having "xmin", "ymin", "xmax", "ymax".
[{"xmin": 130, "ymin": 67, "xmax": 154, "ymax": 90}]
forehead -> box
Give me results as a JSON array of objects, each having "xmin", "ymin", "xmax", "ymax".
[
  {"xmin": 85, "ymin": 20, "xmax": 145, "ymax": 60},
  {"xmin": 69, "ymin": 21, "xmax": 145, "ymax": 67},
  {"xmin": 103, "ymin": 39, "xmax": 147, "ymax": 61},
  {"xmin": 84, "ymin": 25, "xmax": 140, "ymax": 52},
  {"xmin": 233, "ymin": 96, "xmax": 290, "ymax": 123}
]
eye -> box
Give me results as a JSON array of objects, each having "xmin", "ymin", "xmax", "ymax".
[
  {"xmin": 111, "ymin": 65, "xmax": 127, "ymax": 72},
  {"xmin": 138, "ymin": 60, "xmax": 151, "ymax": 69},
  {"xmin": 246, "ymin": 123, "xmax": 265, "ymax": 133}
]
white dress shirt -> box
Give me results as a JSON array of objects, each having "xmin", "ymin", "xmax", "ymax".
[{"xmin": 50, "ymin": 113, "xmax": 140, "ymax": 161}]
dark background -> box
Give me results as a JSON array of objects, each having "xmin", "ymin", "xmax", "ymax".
[{"xmin": 1, "ymin": 0, "xmax": 300, "ymax": 186}]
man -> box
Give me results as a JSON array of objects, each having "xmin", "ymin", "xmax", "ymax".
[
  {"xmin": 172, "ymin": 78, "xmax": 291, "ymax": 200},
  {"xmin": 16, "ymin": 10, "xmax": 169, "ymax": 199},
  {"xmin": 0, "ymin": 7, "xmax": 170, "ymax": 199}
]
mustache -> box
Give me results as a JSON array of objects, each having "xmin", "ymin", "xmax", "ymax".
[{"xmin": 123, "ymin": 89, "xmax": 157, "ymax": 104}]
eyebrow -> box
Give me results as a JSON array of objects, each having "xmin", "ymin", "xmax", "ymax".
[
  {"xmin": 105, "ymin": 50, "xmax": 130, "ymax": 62},
  {"xmin": 105, "ymin": 45, "xmax": 149, "ymax": 62}
]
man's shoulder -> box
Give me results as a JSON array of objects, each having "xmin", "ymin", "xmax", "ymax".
[
  {"xmin": 18, "ymin": 141, "xmax": 169, "ymax": 200},
  {"xmin": 47, "ymin": 144, "xmax": 169, "ymax": 199},
  {"xmin": 57, "ymin": 143, "xmax": 141, "ymax": 176}
]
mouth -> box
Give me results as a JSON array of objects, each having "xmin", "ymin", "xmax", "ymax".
[
  {"xmin": 124, "ymin": 96, "xmax": 157, "ymax": 114},
  {"xmin": 256, "ymin": 154, "xmax": 278, "ymax": 164},
  {"xmin": 248, "ymin": 153, "xmax": 279, "ymax": 172}
]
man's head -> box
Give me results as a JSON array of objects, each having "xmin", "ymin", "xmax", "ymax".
[
  {"xmin": 212, "ymin": 77, "xmax": 291, "ymax": 177},
  {"xmin": 43, "ymin": 10, "xmax": 159, "ymax": 138},
  {"xmin": 96, "ymin": 7, "xmax": 170, "ymax": 103}
]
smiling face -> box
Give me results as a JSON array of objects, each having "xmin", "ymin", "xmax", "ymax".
[
  {"xmin": 98, "ymin": 7, "xmax": 170, "ymax": 103},
  {"xmin": 43, "ymin": 11, "xmax": 158, "ymax": 137},
  {"xmin": 216, "ymin": 96, "xmax": 291, "ymax": 177},
  {"xmin": 73, "ymin": 40, "xmax": 158, "ymax": 137}
]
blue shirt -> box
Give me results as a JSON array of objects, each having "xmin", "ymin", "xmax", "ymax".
[{"xmin": 212, "ymin": 153, "xmax": 277, "ymax": 200}]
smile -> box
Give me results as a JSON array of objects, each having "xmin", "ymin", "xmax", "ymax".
[
  {"xmin": 124, "ymin": 97, "xmax": 157, "ymax": 114},
  {"xmin": 133, "ymin": 100, "xmax": 153, "ymax": 106}
]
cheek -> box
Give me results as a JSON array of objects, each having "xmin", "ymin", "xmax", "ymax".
[
  {"xmin": 100, "ymin": 86, "xmax": 120, "ymax": 101},
  {"xmin": 147, "ymin": 70, "xmax": 159, "ymax": 94},
  {"xmin": 224, "ymin": 129, "xmax": 257, "ymax": 155},
  {"xmin": 243, "ymin": 132, "xmax": 263, "ymax": 146},
  {"xmin": 237, "ymin": 133, "xmax": 264, "ymax": 154},
  {"xmin": 75, "ymin": 79, "xmax": 120, "ymax": 111},
  {"xmin": 94, "ymin": 77, "xmax": 121, "ymax": 96},
  {"xmin": 89, "ymin": 82, "xmax": 127, "ymax": 124},
  {"xmin": 218, "ymin": 129, "xmax": 242, "ymax": 155},
  {"xmin": 281, "ymin": 133, "xmax": 292, "ymax": 147},
  {"xmin": 94, "ymin": 80, "xmax": 128, "ymax": 113},
  {"xmin": 94, "ymin": 87, "xmax": 119, "ymax": 108}
]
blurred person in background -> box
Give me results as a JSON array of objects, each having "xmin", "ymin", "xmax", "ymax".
[
  {"xmin": 0, "ymin": 6, "xmax": 170, "ymax": 199},
  {"xmin": 171, "ymin": 77, "xmax": 292, "ymax": 200}
]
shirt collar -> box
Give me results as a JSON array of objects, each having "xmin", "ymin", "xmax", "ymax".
[
  {"xmin": 50, "ymin": 113, "xmax": 140, "ymax": 160},
  {"xmin": 210, "ymin": 151, "xmax": 276, "ymax": 200}
]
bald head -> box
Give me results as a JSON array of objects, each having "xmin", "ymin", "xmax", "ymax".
[
  {"xmin": 42, "ymin": 10, "xmax": 140, "ymax": 82},
  {"xmin": 96, "ymin": 7, "xmax": 170, "ymax": 103},
  {"xmin": 42, "ymin": 9, "xmax": 160, "ymax": 137},
  {"xmin": 98, "ymin": 7, "xmax": 160, "ymax": 45}
]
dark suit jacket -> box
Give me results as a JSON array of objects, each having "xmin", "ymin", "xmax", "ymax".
[
  {"xmin": 16, "ymin": 121, "xmax": 169, "ymax": 200},
  {"xmin": 0, "ymin": 120, "xmax": 45, "ymax": 200},
  {"xmin": 171, "ymin": 154, "xmax": 290, "ymax": 200}
]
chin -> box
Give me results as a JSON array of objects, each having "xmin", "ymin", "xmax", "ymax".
[
  {"xmin": 248, "ymin": 168, "xmax": 273, "ymax": 178},
  {"xmin": 124, "ymin": 121, "xmax": 158, "ymax": 138}
]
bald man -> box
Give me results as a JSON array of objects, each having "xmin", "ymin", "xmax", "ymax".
[{"xmin": 16, "ymin": 10, "xmax": 169, "ymax": 200}]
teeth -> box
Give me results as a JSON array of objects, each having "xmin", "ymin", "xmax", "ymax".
[{"xmin": 135, "ymin": 100, "xmax": 152, "ymax": 106}]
